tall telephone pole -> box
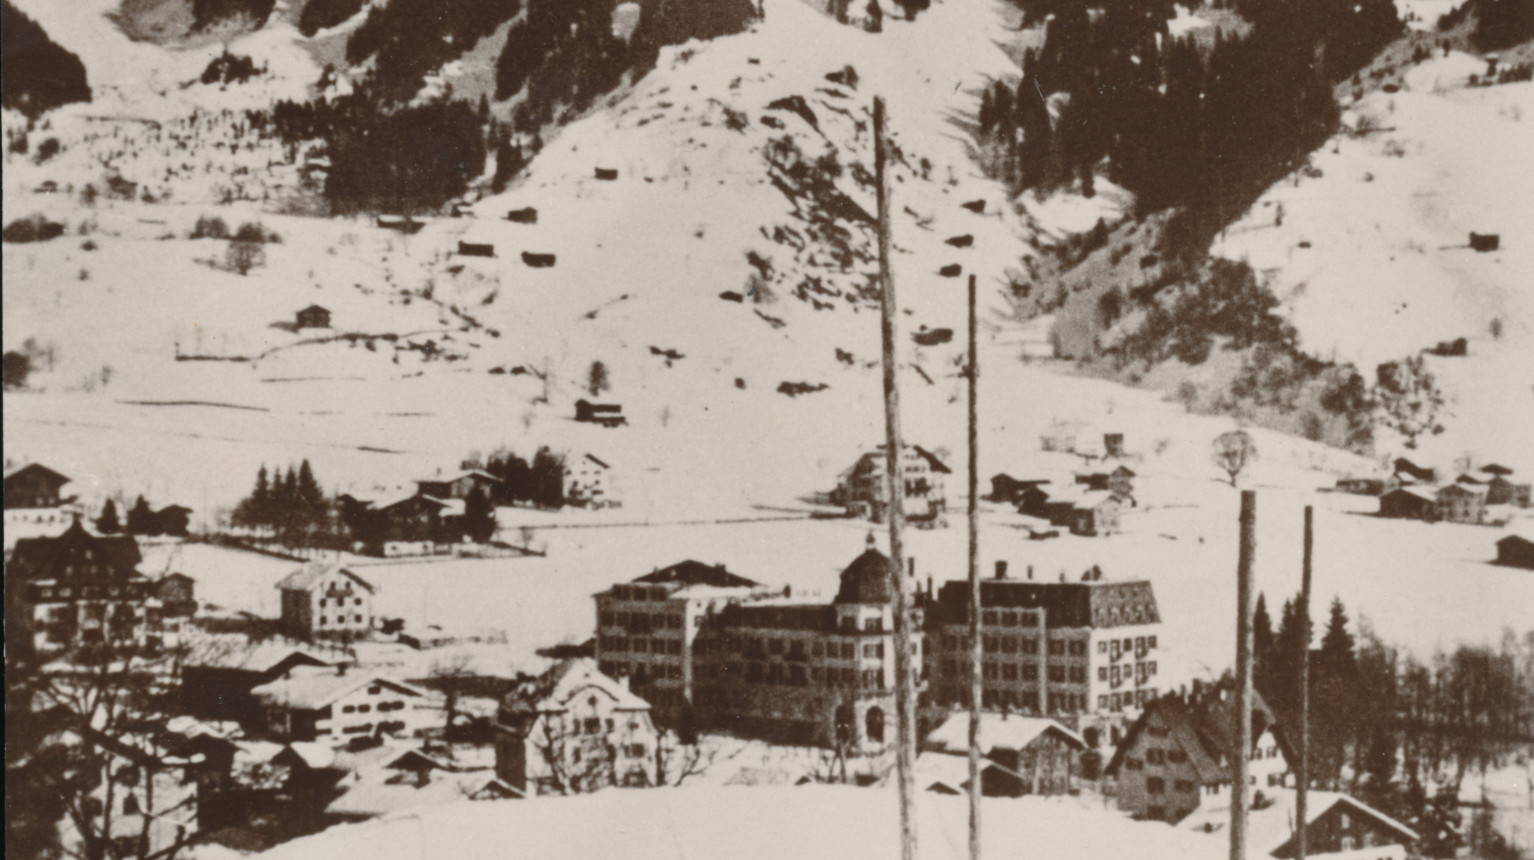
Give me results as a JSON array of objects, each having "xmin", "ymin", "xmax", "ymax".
[
  {"xmin": 1297, "ymin": 506, "xmax": 1314, "ymax": 860},
  {"xmin": 874, "ymin": 95, "xmax": 918, "ymax": 860},
  {"xmin": 966, "ymin": 273, "xmax": 982, "ymax": 860},
  {"xmin": 1232, "ymin": 490, "xmax": 1257, "ymax": 860}
]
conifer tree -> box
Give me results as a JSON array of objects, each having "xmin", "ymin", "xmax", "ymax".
[
  {"xmin": 126, "ymin": 495, "xmax": 154, "ymax": 535},
  {"xmin": 95, "ymin": 499, "xmax": 121, "ymax": 534},
  {"xmin": 464, "ymin": 486, "xmax": 497, "ymax": 543}
]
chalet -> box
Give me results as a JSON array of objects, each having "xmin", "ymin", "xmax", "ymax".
[
  {"xmin": 154, "ymin": 504, "xmax": 193, "ymax": 537},
  {"xmin": 4, "ymin": 462, "xmax": 71, "ymax": 509},
  {"xmin": 1392, "ymin": 458, "xmax": 1436, "ymax": 483},
  {"xmin": 832, "ymin": 445, "xmax": 950, "ymax": 525},
  {"xmin": 1183, "ymin": 790, "xmax": 1417, "ymax": 860},
  {"xmin": 415, "ymin": 469, "xmax": 500, "ymax": 501},
  {"xmin": 1106, "ymin": 684, "xmax": 1294, "ymax": 823},
  {"xmin": 1378, "ymin": 487, "xmax": 1435, "ymax": 521},
  {"xmin": 1069, "ymin": 492, "xmax": 1123, "ymax": 537},
  {"xmin": 563, "ymin": 453, "xmax": 616, "ymax": 508},
  {"xmin": 182, "ymin": 642, "xmax": 339, "ymax": 725},
  {"xmin": 1485, "ymin": 476, "xmax": 1532, "ymax": 507},
  {"xmin": 1468, "ymin": 232, "xmax": 1499, "ymax": 252},
  {"xmin": 294, "ymin": 305, "xmax": 331, "ymax": 330},
  {"xmin": 376, "ymin": 215, "xmax": 424, "ymax": 234},
  {"xmin": 1017, "ymin": 485, "xmax": 1052, "ymax": 518},
  {"xmin": 494, "ymin": 658, "xmax": 657, "ymax": 795},
  {"xmin": 521, "ymin": 251, "xmax": 557, "ymax": 268},
  {"xmin": 594, "ymin": 167, "xmax": 619, "ymax": 180},
  {"xmin": 916, "ymin": 750, "xmax": 1007, "ymax": 795},
  {"xmin": 276, "ymin": 563, "xmax": 377, "ymax": 642},
  {"xmin": 575, "ymin": 399, "xmax": 627, "ymax": 427},
  {"xmin": 1434, "ymin": 483, "xmax": 1486, "ymax": 525},
  {"xmin": 923, "ymin": 713, "xmax": 1086, "ymax": 797},
  {"xmin": 457, "ymin": 241, "xmax": 495, "ymax": 257},
  {"xmin": 252, "ymin": 666, "xmax": 434, "ymax": 745},
  {"xmin": 938, "ymin": 264, "xmax": 962, "ymax": 277},
  {"xmin": 505, "ymin": 207, "xmax": 538, "ymax": 224},
  {"xmin": 1494, "ymin": 534, "xmax": 1534, "ymax": 570},
  {"xmin": 5, "ymin": 520, "xmax": 154, "ymax": 656},
  {"xmin": 351, "ymin": 490, "xmax": 466, "ymax": 550}
]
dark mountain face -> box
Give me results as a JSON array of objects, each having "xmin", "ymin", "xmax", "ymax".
[{"xmin": 2, "ymin": 0, "xmax": 91, "ymax": 118}]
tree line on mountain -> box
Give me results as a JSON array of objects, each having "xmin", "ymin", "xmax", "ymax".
[
  {"xmin": 1, "ymin": 0, "xmax": 91, "ymax": 118},
  {"xmin": 979, "ymin": 0, "xmax": 1399, "ymax": 231},
  {"xmin": 1438, "ymin": 0, "xmax": 1533, "ymax": 51},
  {"xmin": 1250, "ymin": 592, "xmax": 1532, "ymax": 858}
]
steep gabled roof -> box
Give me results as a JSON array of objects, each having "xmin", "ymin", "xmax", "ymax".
[
  {"xmin": 912, "ymin": 445, "xmax": 952, "ymax": 474},
  {"xmin": 925, "ymin": 713, "xmax": 1086, "ymax": 755},
  {"xmin": 1480, "ymin": 463, "xmax": 1514, "ymax": 477},
  {"xmin": 632, "ymin": 560, "xmax": 758, "ymax": 588},
  {"xmin": 1436, "ymin": 483, "xmax": 1487, "ymax": 500},
  {"xmin": 4, "ymin": 462, "xmax": 72, "ymax": 487},
  {"xmin": 1105, "ymin": 687, "xmax": 1291, "ymax": 785},
  {"xmin": 502, "ymin": 658, "xmax": 650, "ymax": 715},
  {"xmin": 275, "ymin": 563, "xmax": 376, "ymax": 594},
  {"xmin": 8, "ymin": 520, "xmax": 143, "ymax": 579}
]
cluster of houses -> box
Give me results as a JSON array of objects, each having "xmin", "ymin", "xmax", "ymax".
[
  {"xmin": 1361, "ymin": 458, "xmax": 1531, "ymax": 525},
  {"xmin": 991, "ymin": 465, "xmax": 1136, "ymax": 538}
]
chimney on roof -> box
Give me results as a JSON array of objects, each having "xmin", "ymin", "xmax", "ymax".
[
  {"xmin": 783, "ymin": 585, "xmax": 792, "ymax": 598},
  {"xmin": 1059, "ymin": 570, "xmax": 1066, "ymax": 583},
  {"xmin": 1027, "ymin": 565, "xmax": 1034, "ymax": 581},
  {"xmin": 995, "ymin": 561, "xmax": 1008, "ymax": 580}
]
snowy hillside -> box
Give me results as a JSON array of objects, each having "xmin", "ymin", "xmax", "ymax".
[{"xmin": 1214, "ymin": 54, "xmax": 1534, "ymax": 473}]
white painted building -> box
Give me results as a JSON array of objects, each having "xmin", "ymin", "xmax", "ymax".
[{"xmin": 275, "ymin": 563, "xmax": 376, "ymax": 642}]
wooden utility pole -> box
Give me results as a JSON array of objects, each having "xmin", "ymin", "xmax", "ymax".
[
  {"xmin": 874, "ymin": 95, "xmax": 918, "ymax": 860},
  {"xmin": 966, "ymin": 272, "xmax": 982, "ymax": 860},
  {"xmin": 1297, "ymin": 505, "xmax": 1314, "ymax": 860},
  {"xmin": 1232, "ymin": 490, "xmax": 1257, "ymax": 860}
]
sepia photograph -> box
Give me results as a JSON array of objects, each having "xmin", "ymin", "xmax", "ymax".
[{"xmin": 3, "ymin": 0, "xmax": 1532, "ymax": 857}]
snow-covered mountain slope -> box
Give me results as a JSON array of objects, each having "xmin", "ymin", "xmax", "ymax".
[{"xmin": 1214, "ymin": 52, "xmax": 1534, "ymax": 473}]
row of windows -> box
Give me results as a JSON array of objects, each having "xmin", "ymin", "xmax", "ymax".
[
  {"xmin": 319, "ymin": 597, "xmax": 364, "ymax": 608},
  {"xmin": 979, "ymin": 609, "xmax": 1041, "ymax": 628},
  {"xmin": 610, "ymin": 586, "xmax": 671, "ymax": 602},
  {"xmin": 740, "ymin": 662, "xmax": 885, "ymax": 689},
  {"xmin": 317, "ymin": 614, "xmax": 365, "ymax": 626},
  {"xmin": 1097, "ymin": 689, "xmax": 1156, "ymax": 711},
  {"xmin": 600, "ymin": 611, "xmax": 685, "ymax": 633},
  {"xmin": 34, "ymin": 585, "xmax": 146, "ymax": 601},
  {"xmin": 341, "ymin": 701, "xmax": 407, "ymax": 714},
  {"xmin": 600, "ymin": 635, "xmax": 684, "ymax": 656},
  {"xmin": 1100, "ymin": 636, "xmax": 1157, "ymax": 659},
  {"xmin": 1097, "ymin": 662, "xmax": 1157, "ymax": 686}
]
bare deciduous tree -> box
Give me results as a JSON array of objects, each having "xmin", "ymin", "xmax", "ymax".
[{"xmin": 1212, "ymin": 429, "xmax": 1257, "ymax": 486}]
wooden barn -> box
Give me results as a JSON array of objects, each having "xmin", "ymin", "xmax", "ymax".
[
  {"xmin": 575, "ymin": 400, "xmax": 627, "ymax": 427},
  {"xmin": 295, "ymin": 305, "xmax": 331, "ymax": 330},
  {"xmin": 457, "ymin": 242, "xmax": 495, "ymax": 257},
  {"xmin": 1494, "ymin": 534, "xmax": 1534, "ymax": 570}
]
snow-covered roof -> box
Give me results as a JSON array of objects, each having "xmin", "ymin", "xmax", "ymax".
[
  {"xmin": 251, "ymin": 666, "xmax": 428, "ymax": 711},
  {"xmin": 504, "ymin": 658, "xmax": 650, "ymax": 714},
  {"xmin": 1182, "ymin": 790, "xmax": 1417, "ymax": 854},
  {"xmin": 924, "ymin": 713, "xmax": 1086, "ymax": 755},
  {"xmin": 915, "ymin": 750, "xmax": 1002, "ymax": 793},
  {"xmin": 275, "ymin": 562, "xmax": 376, "ymax": 594},
  {"xmin": 258, "ymin": 785, "xmax": 1221, "ymax": 860}
]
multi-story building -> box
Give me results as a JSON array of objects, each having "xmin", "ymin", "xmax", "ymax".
[
  {"xmin": 3, "ymin": 462, "xmax": 72, "ymax": 509},
  {"xmin": 5, "ymin": 519, "xmax": 155, "ymax": 657},
  {"xmin": 594, "ymin": 559, "xmax": 773, "ymax": 721},
  {"xmin": 929, "ymin": 562, "xmax": 1163, "ymax": 720},
  {"xmin": 707, "ymin": 547, "xmax": 926, "ymax": 750},
  {"xmin": 276, "ymin": 563, "xmax": 376, "ymax": 642},
  {"xmin": 832, "ymin": 445, "xmax": 950, "ymax": 525},
  {"xmin": 594, "ymin": 543, "xmax": 927, "ymax": 750},
  {"xmin": 1105, "ymin": 682, "xmax": 1294, "ymax": 823},
  {"xmin": 494, "ymin": 658, "xmax": 658, "ymax": 795}
]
